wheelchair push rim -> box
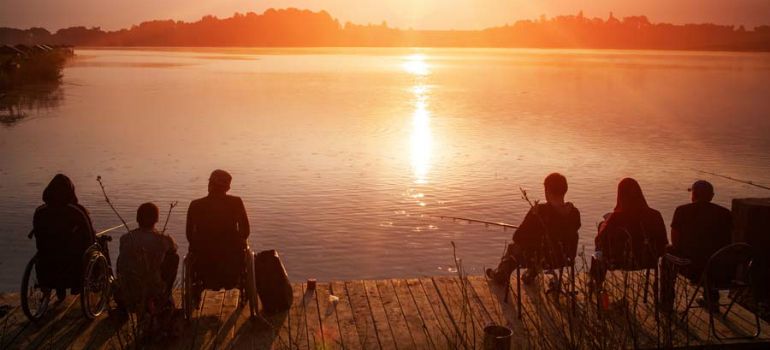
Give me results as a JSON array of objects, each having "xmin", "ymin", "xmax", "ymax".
[
  {"xmin": 81, "ymin": 252, "xmax": 111, "ymax": 319},
  {"xmin": 182, "ymin": 255, "xmax": 194, "ymax": 320},
  {"xmin": 21, "ymin": 255, "xmax": 51, "ymax": 322},
  {"xmin": 245, "ymin": 251, "xmax": 258, "ymax": 318}
]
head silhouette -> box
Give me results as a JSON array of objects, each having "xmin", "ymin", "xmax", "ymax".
[
  {"xmin": 136, "ymin": 202, "xmax": 159, "ymax": 229},
  {"xmin": 614, "ymin": 178, "xmax": 649, "ymax": 213},
  {"xmin": 208, "ymin": 169, "xmax": 232, "ymax": 195},
  {"xmin": 690, "ymin": 180, "xmax": 714, "ymax": 203},
  {"xmin": 42, "ymin": 174, "xmax": 78, "ymax": 206},
  {"xmin": 544, "ymin": 173, "xmax": 568, "ymax": 202}
]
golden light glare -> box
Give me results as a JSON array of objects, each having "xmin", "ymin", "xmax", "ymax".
[
  {"xmin": 404, "ymin": 54, "xmax": 432, "ymax": 185},
  {"xmin": 402, "ymin": 54, "xmax": 429, "ymax": 76}
]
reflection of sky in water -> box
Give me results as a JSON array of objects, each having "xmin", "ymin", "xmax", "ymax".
[{"xmin": 1, "ymin": 48, "xmax": 770, "ymax": 290}]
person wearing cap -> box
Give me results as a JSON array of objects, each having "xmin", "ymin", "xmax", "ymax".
[
  {"xmin": 115, "ymin": 202, "xmax": 179, "ymax": 313},
  {"xmin": 660, "ymin": 180, "xmax": 732, "ymax": 312},
  {"xmin": 670, "ymin": 180, "xmax": 732, "ymax": 280},
  {"xmin": 186, "ymin": 170, "xmax": 250, "ymax": 297}
]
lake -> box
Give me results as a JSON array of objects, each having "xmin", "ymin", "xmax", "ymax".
[{"xmin": 1, "ymin": 47, "xmax": 769, "ymax": 291}]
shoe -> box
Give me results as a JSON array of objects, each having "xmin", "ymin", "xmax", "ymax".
[
  {"xmin": 485, "ymin": 268, "xmax": 508, "ymax": 286},
  {"xmin": 521, "ymin": 269, "xmax": 538, "ymax": 285},
  {"xmin": 696, "ymin": 297, "xmax": 720, "ymax": 313}
]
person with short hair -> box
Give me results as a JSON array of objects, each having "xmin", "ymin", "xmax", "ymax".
[
  {"xmin": 486, "ymin": 173, "xmax": 581, "ymax": 285},
  {"xmin": 661, "ymin": 180, "xmax": 731, "ymax": 312},
  {"xmin": 116, "ymin": 202, "xmax": 179, "ymax": 313},
  {"xmin": 186, "ymin": 170, "xmax": 250, "ymax": 292},
  {"xmin": 670, "ymin": 180, "xmax": 732, "ymax": 279}
]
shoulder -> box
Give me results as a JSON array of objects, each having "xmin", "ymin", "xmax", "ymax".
[
  {"xmin": 161, "ymin": 232, "xmax": 176, "ymax": 245},
  {"xmin": 120, "ymin": 230, "xmax": 138, "ymax": 243},
  {"xmin": 674, "ymin": 203, "xmax": 694, "ymax": 215},
  {"xmin": 565, "ymin": 202, "xmax": 580, "ymax": 215},
  {"xmin": 709, "ymin": 202, "xmax": 731, "ymax": 215},
  {"xmin": 645, "ymin": 208, "xmax": 664, "ymax": 221},
  {"xmin": 189, "ymin": 197, "xmax": 207, "ymax": 209},
  {"xmin": 226, "ymin": 195, "xmax": 245, "ymax": 206},
  {"xmin": 67, "ymin": 203, "xmax": 91, "ymax": 221},
  {"xmin": 34, "ymin": 204, "xmax": 48, "ymax": 215}
]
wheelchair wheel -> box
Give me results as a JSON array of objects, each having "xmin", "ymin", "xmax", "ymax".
[
  {"xmin": 182, "ymin": 255, "xmax": 194, "ymax": 320},
  {"xmin": 81, "ymin": 252, "xmax": 110, "ymax": 320},
  {"xmin": 245, "ymin": 251, "xmax": 258, "ymax": 318},
  {"xmin": 21, "ymin": 255, "xmax": 51, "ymax": 322}
]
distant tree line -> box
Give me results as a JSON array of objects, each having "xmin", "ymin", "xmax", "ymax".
[{"xmin": 1, "ymin": 8, "xmax": 769, "ymax": 51}]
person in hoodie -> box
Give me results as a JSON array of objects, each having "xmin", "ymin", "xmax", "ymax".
[
  {"xmin": 486, "ymin": 173, "xmax": 581, "ymax": 285},
  {"xmin": 31, "ymin": 174, "xmax": 95, "ymax": 299},
  {"xmin": 591, "ymin": 178, "xmax": 668, "ymax": 286}
]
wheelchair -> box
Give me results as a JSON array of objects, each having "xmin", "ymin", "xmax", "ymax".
[
  {"xmin": 21, "ymin": 232, "xmax": 114, "ymax": 322},
  {"xmin": 181, "ymin": 245, "xmax": 258, "ymax": 320}
]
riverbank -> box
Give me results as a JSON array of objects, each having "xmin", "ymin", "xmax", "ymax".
[
  {"xmin": 1, "ymin": 273, "xmax": 767, "ymax": 349},
  {"xmin": 0, "ymin": 45, "xmax": 72, "ymax": 91}
]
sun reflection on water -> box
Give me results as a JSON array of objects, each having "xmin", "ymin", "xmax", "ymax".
[{"xmin": 404, "ymin": 54, "xmax": 433, "ymax": 185}]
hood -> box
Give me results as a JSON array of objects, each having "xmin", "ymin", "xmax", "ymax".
[{"xmin": 42, "ymin": 174, "xmax": 78, "ymax": 206}]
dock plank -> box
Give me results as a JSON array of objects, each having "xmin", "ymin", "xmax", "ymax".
[
  {"xmin": 374, "ymin": 279, "xmax": 415, "ymax": 349},
  {"xmin": 0, "ymin": 275, "xmax": 767, "ymax": 350},
  {"xmin": 204, "ymin": 289, "xmax": 242, "ymax": 349},
  {"xmin": 304, "ymin": 283, "xmax": 324, "ymax": 350},
  {"xmin": 344, "ymin": 281, "xmax": 379, "ymax": 350},
  {"xmin": 284, "ymin": 282, "xmax": 310, "ymax": 350},
  {"xmin": 418, "ymin": 277, "xmax": 467, "ymax": 348},
  {"xmin": 431, "ymin": 276, "xmax": 482, "ymax": 349},
  {"xmin": 386, "ymin": 279, "xmax": 431, "ymax": 349},
  {"xmin": 403, "ymin": 279, "xmax": 449, "ymax": 349},
  {"xmin": 315, "ymin": 283, "xmax": 343, "ymax": 350},
  {"xmin": 330, "ymin": 281, "xmax": 362, "ymax": 350},
  {"xmin": 362, "ymin": 280, "xmax": 396, "ymax": 350},
  {"xmin": 3, "ymin": 296, "xmax": 78, "ymax": 350}
]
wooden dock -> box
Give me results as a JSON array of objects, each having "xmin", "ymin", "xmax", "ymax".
[{"xmin": 1, "ymin": 271, "xmax": 768, "ymax": 349}]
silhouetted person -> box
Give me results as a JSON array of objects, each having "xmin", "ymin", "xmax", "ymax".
[
  {"xmin": 116, "ymin": 202, "xmax": 179, "ymax": 313},
  {"xmin": 31, "ymin": 174, "xmax": 95, "ymax": 299},
  {"xmin": 486, "ymin": 173, "xmax": 581, "ymax": 285},
  {"xmin": 591, "ymin": 178, "xmax": 668, "ymax": 285},
  {"xmin": 661, "ymin": 180, "xmax": 731, "ymax": 311},
  {"xmin": 186, "ymin": 170, "xmax": 250, "ymax": 295}
]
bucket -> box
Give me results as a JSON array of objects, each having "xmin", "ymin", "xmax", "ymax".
[{"xmin": 483, "ymin": 325, "xmax": 512, "ymax": 350}]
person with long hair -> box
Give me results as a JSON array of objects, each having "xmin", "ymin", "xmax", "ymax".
[
  {"xmin": 591, "ymin": 178, "xmax": 668, "ymax": 285},
  {"xmin": 31, "ymin": 174, "xmax": 96, "ymax": 299}
]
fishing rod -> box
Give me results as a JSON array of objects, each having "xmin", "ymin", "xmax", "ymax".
[
  {"xmin": 693, "ymin": 169, "xmax": 770, "ymax": 191},
  {"xmin": 96, "ymin": 175, "xmax": 131, "ymax": 232},
  {"xmin": 161, "ymin": 201, "xmax": 178, "ymax": 234},
  {"xmin": 27, "ymin": 223, "xmax": 124, "ymax": 240},
  {"xmin": 432, "ymin": 215, "xmax": 519, "ymax": 229},
  {"xmin": 95, "ymin": 224, "xmax": 125, "ymax": 237}
]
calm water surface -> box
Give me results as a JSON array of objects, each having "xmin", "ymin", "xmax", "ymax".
[{"xmin": 1, "ymin": 47, "xmax": 769, "ymax": 291}]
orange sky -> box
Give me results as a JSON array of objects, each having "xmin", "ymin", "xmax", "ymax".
[{"xmin": 2, "ymin": 0, "xmax": 769, "ymax": 31}]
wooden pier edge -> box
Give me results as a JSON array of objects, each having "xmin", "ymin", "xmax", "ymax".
[{"xmin": 0, "ymin": 273, "xmax": 769, "ymax": 349}]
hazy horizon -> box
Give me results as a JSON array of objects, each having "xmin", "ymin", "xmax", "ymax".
[{"xmin": 2, "ymin": 0, "xmax": 770, "ymax": 32}]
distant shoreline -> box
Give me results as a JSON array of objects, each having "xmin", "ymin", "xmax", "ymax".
[
  {"xmin": 72, "ymin": 46, "xmax": 770, "ymax": 54},
  {"xmin": 2, "ymin": 8, "xmax": 769, "ymax": 52}
]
